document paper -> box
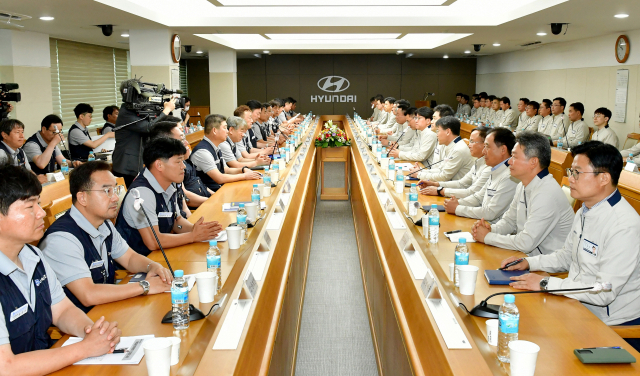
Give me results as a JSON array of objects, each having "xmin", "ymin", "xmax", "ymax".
[{"xmin": 63, "ymin": 335, "xmax": 154, "ymax": 365}]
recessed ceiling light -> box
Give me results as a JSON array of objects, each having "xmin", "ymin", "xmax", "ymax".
[
  {"xmin": 406, "ymin": 53, "xmax": 413, "ymax": 58},
  {"xmin": 196, "ymin": 50, "xmax": 203, "ymax": 54},
  {"xmin": 263, "ymin": 50, "xmax": 270, "ymax": 53},
  {"xmin": 615, "ymin": 14, "xmax": 629, "ymax": 18},
  {"xmin": 537, "ymin": 32, "xmax": 547, "ymax": 36},
  {"xmin": 39, "ymin": 16, "xmax": 54, "ymax": 21},
  {"xmin": 464, "ymin": 50, "xmax": 471, "ymax": 54},
  {"xmin": 121, "ymin": 33, "xmax": 129, "ymax": 37},
  {"xmin": 493, "ymin": 43, "xmax": 501, "ymax": 46},
  {"xmin": 443, "ymin": 55, "xmax": 449, "ymax": 59},
  {"xmin": 397, "ymin": 50, "xmax": 404, "ymax": 54}
]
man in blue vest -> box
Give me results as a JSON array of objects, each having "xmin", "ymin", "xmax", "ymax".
[
  {"xmin": 24, "ymin": 115, "xmax": 81, "ymax": 174},
  {"xmin": 190, "ymin": 114, "xmax": 262, "ymax": 192},
  {"xmin": 116, "ymin": 137, "xmax": 222, "ymax": 256},
  {"xmin": 0, "ymin": 119, "xmax": 49, "ymax": 184},
  {"xmin": 0, "ymin": 164, "xmax": 121, "ymax": 373},
  {"xmin": 68, "ymin": 103, "xmax": 114, "ymax": 160},
  {"xmin": 39, "ymin": 161, "xmax": 173, "ymax": 313}
]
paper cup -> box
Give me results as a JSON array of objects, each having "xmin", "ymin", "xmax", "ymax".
[
  {"xmin": 509, "ymin": 340, "xmax": 540, "ymax": 376},
  {"xmin": 168, "ymin": 337, "xmax": 181, "ymax": 366},
  {"xmin": 263, "ymin": 185, "xmax": 272, "ymax": 197},
  {"xmin": 448, "ymin": 263, "xmax": 455, "ymax": 281},
  {"xmin": 46, "ymin": 173, "xmax": 55, "ymax": 182},
  {"xmin": 257, "ymin": 183, "xmax": 265, "ymax": 198},
  {"xmin": 143, "ymin": 338, "xmax": 172, "ymax": 376},
  {"xmin": 245, "ymin": 202, "xmax": 259, "ymax": 223},
  {"xmin": 457, "ymin": 265, "xmax": 479, "ymax": 295},
  {"xmin": 195, "ymin": 272, "xmax": 217, "ymax": 304},
  {"xmin": 486, "ymin": 319, "xmax": 499, "ymax": 346},
  {"xmin": 226, "ymin": 226, "xmax": 242, "ymax": 250}
]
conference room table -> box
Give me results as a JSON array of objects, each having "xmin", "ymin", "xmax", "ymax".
[{"xmin": 50, "ymin": 114, "xmax": 639, "ymax": 376}]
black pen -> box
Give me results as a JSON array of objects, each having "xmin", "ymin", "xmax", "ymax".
[
  {"xmin": 444, "ymin": 230, "xmax": 462, "ymax": 235},
  {"xmin": 500, "ymin": 258, "xmax": 524, "ymax": 270},
  {"xmin": 582, "ymin": 347, "xmax": 621, "ymax": 349},
  {"xmin": 112, "ymin": 348, "xmax": 127, "ymax": 354}
]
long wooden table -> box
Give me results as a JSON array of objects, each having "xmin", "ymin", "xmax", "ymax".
[{"xmin": 348, "ymin": 115, "xmax": 640, "ymax": 375}]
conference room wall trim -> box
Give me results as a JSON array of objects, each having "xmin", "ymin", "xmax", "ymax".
[{"xmin": 237, "ymin": 55, "xmax": 476, "ymax": 115}]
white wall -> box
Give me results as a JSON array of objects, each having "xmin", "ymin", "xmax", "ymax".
[{"xmin": 476, "ymin": 28, "xmax": 640, "ymax": 147}]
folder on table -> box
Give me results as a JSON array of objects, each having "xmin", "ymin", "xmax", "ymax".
[{"xmin": 484, "ymin": 270, "xmax": 529, "ymax": 285}]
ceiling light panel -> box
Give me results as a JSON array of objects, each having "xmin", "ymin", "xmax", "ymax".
[
  {"xmin": 266, "ymin": 34, "xmax": 401, "ymax": 40},
  {"xmin": 219, "ymin": 0, "xmax": 445, "ymax": 5}
]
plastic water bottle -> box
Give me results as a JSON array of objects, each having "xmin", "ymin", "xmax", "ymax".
[
  {"xmin": 251, "ymin": 184, "xmax": 261, "ymax": 205},
  {"xmin": 197, "ymin": 120, "xmax": 202, "ymax": 130},
  {"xmin": 207, "ymin": 241, "xmax": 222, "ymax": 295},
  {"xmin": 263, "ymin": 167, "xmax": 271, "ymax": 186},
  {"xmin": 388, "ymin": 157, "xmax": 396, "ymax": 180},
  {"xmin": 271, "ymin": 161, "xmax": 280, "ymax": 182},
  {"xmin": 557, "ymin": 137, "xmax": 563, "ymax": 150},
  {"xmin": 236, "ymin": 203, "xmax": 248, "ymax": 242},
  {"xmin": 428, "ymin": 204, "xmax": 439, "ymax": 244},
  {"xmin": 381, "ymin": 149, "xmax": 389, "ymax": 171},
  {"xmin": 88, "ymin": 151, "xmax": 95, "ymax": 162},
  {"xmin": 171, "ymin": 270, "xmax": 190, "ymax": 330},
  {"xmin": 61, "ymin": 158, "xmax": 69, "ymax": 176},
  {"xmin": 408, "ymin": 183, "xmax": 418, "ymax": 216},
  {"xmin": 394, "ymin": 167, "xmax": 404, "ymax": 194},
  {"xmin": 376, "ymin": 142, "xmax": 382, "ymax": 160},
  {"xmin": 453, "ymin": 238, "xmax": 469, "ymax": 287},
  {"xmin": 628, "ymin": 153, "xmax": 636, "ymax": 166},
  {"xmin": 497, "ymin": 294, "xmax": 520, "ymax": 363}
]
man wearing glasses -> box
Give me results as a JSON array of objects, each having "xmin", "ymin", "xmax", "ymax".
[
  {"xmin": 500, "ymin": 141, "xmax": 640, "ymax": 352},
  {"xmin": 388, "ymin": 107, "xmax": 437, "ymax": 165},
  {"xmin": 591, "ymin": 107, "xmax": 619, "ymax": 148},
  {"xmin": 39, "ymin": 162, "xmax": 173, "ymax": 312},
  {"xmin": 472, "ymin": 131, "xmax": 573, "ymax": 255}
]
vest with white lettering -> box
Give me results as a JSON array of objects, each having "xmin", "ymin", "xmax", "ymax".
[
  {"xmin": 191, "ymin": 140, "xmax": 225, "ymax": 192},
  {"xmin": 0, "ymin": 142, "xmax": 28, "ymax": 169}
]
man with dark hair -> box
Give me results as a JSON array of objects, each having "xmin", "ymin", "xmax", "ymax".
[
  {"xmin": 380, "ymin": 101, "xmax": 410, "ymax": 145},
  {"xmin": 497, "ymin": 96, "xmax": 518, "ymax": 129},
  {"xmin": 116, "ymin": 137, "xmax": 222, "ymax": 256},
  {"xmin": 39, "ymin": 161, "xmax": 173, "ymax": 312},
  {"xmin": 537, "ymin": 99, "xmax": 554, "ymax": 137},
  {"xmin": 485, "ymin": 95, "xmax": 501, "ymax": 125},
  {"xmin": 554, "ymin": 102, "xmax": 589, "ymax": 148},
  {"xmin": 548, "ymin": 97, "xmax": 570, "ymax": 140},
  {"xmin": 516, "ymin": 98, "xmax": 530, "ymax": 128},
  {"xmin": 69, "ymin": 103, "xmax": 114, "ymax": 160},
  {"xmin": 470, "ymin": 96, "xmax": 481, "ymax": 119},
  {"xmin": 369, "ymin": 96, "xmax": 378, "ymax": 121},
  {"xmin": 246, "ymin": 100, "xmax": 266, "ymax": 141},
  {"xmin": 502, "ymin": 141, "xmax": 640, "ymax": 351},
  {"xmin": 444, "ymin": 128, "xmax": 518, "ymax": 222},
  {"xmin": 455, "ymin": 93, "xmax": 463, "ymax": 115},
  {"xmin": 471, "ymin": 94, "xmax": 487, "ymax": 121},
  {"xmin": 413, "ymin": 116, "xmax": 473, "ymax": 182},
  {"xmin": 421, "ymin": 127, "xmax": 490, "ymax": 199},
  {"xmin": 473, "ymin": 131, "xmax": 574, "ymax": 255},
  {"xmin": 190, "ymin": 114, "xmax": 262, "ymax": 192},
  {"xmin": 181, "ymin": 97, "xmax": 191, "ymax": 125},
  {"xmin": 591, "ymin": 107, "xmax": 619, "ymax": 148},
  {"xmin": 235, "ymin": 105, "xmax": 271, "ymax": 154},
  {"xmin": 384, "ymin": 106, "xmax": 417, "ymax": 148},
  {"xmin": 220, "ymin": 116, "xmax": 269, "ymax": 168},
  {"xmin": 101, "ymin": 106, "xmax": 119, "ymax": 134},
  {"xmin": 458, "ymin": 94, "xmax": 471, "ymax": 117},
  {"xmin": 24, "ymin": 115, "xmax": 76, "ymax": 174},
  {"xmin": 0, "ymin": 164, "xmax": 121, "ymax": 373},
  {"xmin": 390, "ymin": 107, "xmax": 437, "ymax": 165},
  {"xmin": 515, "ymin": 101, "xmax": 541, "ymax": 135},
  {"xmin": 433, "ymin": 104, "xmax": 455, "ymax": 124},
  {"xmin": 372, "ymin": 97, "xmax": 397, "ymax": 131},
  {"xmin": 0, "ymin": 119, "xmax": 31, "ymax": 172}
]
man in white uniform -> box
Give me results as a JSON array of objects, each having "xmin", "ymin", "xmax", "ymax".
[
  {"xmin": 537, "ymin": 99, "xmax": 554, "ymax": 137},
  {"xmin": 554, "ymin": 102, "xmax": 589, "ymax": 149},
  {"xmin": 497, "ymin": 97, "xmax": 518, "ymax": 130},
  {"xmin": 591, "ymin": 107, "xmax": 619, "ymax": 148},
  {"xmin": 389, "ymin": 107, "xmax": 437, "ymax": 166},
  {"xmin": 515, "ymin": 101, "xmax": 541, "ymax": 135}
]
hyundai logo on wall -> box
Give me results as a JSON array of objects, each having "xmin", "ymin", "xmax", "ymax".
[{"xmin": 317, "ymin": 76, "xmax": 350, "ymax": 93}]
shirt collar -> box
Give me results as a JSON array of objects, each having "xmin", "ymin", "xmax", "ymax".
[
  {"xmin": 491, "ymin": 158, "xmax": 511, "ymax": 172},
  {"xmin": 0, "ymin": 244, "xmax": 39, "ymax": 277},
  {"xmin": 1, "ymin": 141, "xmax": 17, "ymax": 155},
  {"xmin": 36, "ymin": 131, "xmax": 49, "ymax": 146},
  {"xmin": 143, "ymin": 168, "xmax": 176, "ymax": 196},
  {"xmin": 536, "ymin": 168, "xmax": 550, "ymax": 179},
  {"xmin": 74, "ymin": 121, "xmax": 86, "ymax": 131},
  {"xmin": 203, "ymin": 135, "xmax": 219, "ymax": 151},
  {"xmin": 69, "ymin": 205, "xmax": 109, "ymax": 239},
  {"xmin": 582, "ymin": 189, "xmax": 620, "ymax": 215}
]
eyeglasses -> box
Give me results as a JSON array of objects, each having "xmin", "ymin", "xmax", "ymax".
[
  {"xmin": 566, "ymin": 168, "xmax": 600, "ymax": 180},
  {"xmin": 83, "ymin": 185, "xmax": 125, "ymax": 199},
  {"xmin": 593, "ymin": 114, "xmax": 604, "ymax": 119},
  {"xmin": 469, "ymin": 140, "xmax": 483, "ymax": 144}
]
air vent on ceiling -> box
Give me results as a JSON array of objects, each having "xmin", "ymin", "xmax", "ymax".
[
  {"xmin": 0, "ymin": 11, "xmax": 31, "ymax": 21},
  {"xmin": 520, "ymin": 41, "xmax": 542, "ymax": 47}
]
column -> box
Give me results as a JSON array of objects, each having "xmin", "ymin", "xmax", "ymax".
[
  {"xmin": 129, "ymin": 29, "xmax": 179, "ymax": 91},
  {"xmin": 0, "ymin": 30, "xmax": 53, "ymax": 135},
  {"xmin": 209, "ymin": 49, "xmax": 237, "ymax": 116}
]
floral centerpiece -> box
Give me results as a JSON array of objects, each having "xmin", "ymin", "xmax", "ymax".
[{"xmin": 315, "ymin": 121, "xmax": 351, "ymax": 148}]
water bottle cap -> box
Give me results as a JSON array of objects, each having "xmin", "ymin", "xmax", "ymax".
[
  {"xmin": 389, "ymin": 157, "xmax": 394, "ymax": 160},
  {"xmin": 504, "ymin": 294, "xmax": 515, "ymax": 303},
  {"xmin": 239, "ymin": 203, "xmax": 245, "ymax": 208},
  {"xmin": 253, "ymin": 184, "xmax": 258, "ymax": 187},
  {"xmin": 62, "ymin": 158, "xmax": 66, "ymax": 162},
  {"xmin": 630, "ymin": 154, "xmax": 634, "ymax": 157},
  {"xmin": 209, "ymin": 240, "xmax": 218, "ymax": 246},
  {"xmin": 459, "ymin": 238, "xmax": 466, "ymax": 244},
  {"xmin": 174, "ymin": 270, "xmax": 184, "ymax": 277},
  {"xmin": 264, "ymin": 167, "xmax": 269, "ymax": 171},
  {"xmin": 431, "ymin": 204, "xmax": 438, "ymax": 209},
  {"xmin": 411, "ymin": 183, "xmax": 416, "ymax": 187}
]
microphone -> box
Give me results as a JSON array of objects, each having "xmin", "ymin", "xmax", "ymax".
[
  {"xmin": 129, "ymin": 188, "xmax": 207, "ymax": 323},
  {"xmin": 457, "ymin": 281, "xmax": 612, "ymax": 319},
  {"xmin": 387, "ymin": 128, "xmax": 407, "ymax": 154},
  {"xmin": 407, "ymin": 158, "xmax": 448, "ymax": 178}
]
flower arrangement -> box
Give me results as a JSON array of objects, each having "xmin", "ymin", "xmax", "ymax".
[{"xmin": 315, "ymin": 121, "xmax": 351, "ymax": 148}]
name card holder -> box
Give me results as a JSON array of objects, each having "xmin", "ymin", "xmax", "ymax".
[
  {"xmin": 283, "ymin": 181, "xmax": 292, "ymax": 193},
  {"xmin": 263, "ymin": 231, "xmax": 273, "ymax": 251},
  {"xmin": 240, "ymin": 271, "xmax": 259, "ymax": 299},
  {"xmin": 53, "ymin": 172, "xmax": 65, "ymax": 182},
  {"xmin": 400, "ymin": 232, "xmax": 428, "ymax": 279}
]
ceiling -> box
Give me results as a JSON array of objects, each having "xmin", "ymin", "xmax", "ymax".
[{"xmin": 1, "ymin": 0, "xmax": 639, "ymax": 59}]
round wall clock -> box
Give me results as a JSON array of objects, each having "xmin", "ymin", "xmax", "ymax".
[
  {"xmin": 615, "ymin": 35, "xmax": 630, "ymax": 63},
  {"xmin": 171, "ymin": 34, "xmax": 181, "ymax": 63}
]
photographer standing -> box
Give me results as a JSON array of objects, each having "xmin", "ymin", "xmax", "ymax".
[{"xmin": 112, "ymin": 82, "xmax": 175, "ymax": 187}]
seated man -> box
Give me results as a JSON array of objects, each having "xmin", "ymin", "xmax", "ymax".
[
  {"xmin": 455, "ymin": 93, "xmax": 463, "ymax": 114},
  {"xmin": 0, "ymin": 119, "xmax": 32, "ymax": 172},
  {"xmin": 148, "ymin": 119, "xmax": 213, "ymax": 210},
  {"xmin": 380, "ymin": 103, "xmax": 414, "ymax": 147},
  {"xmin": 369, "ymin": 94, "xmax": 384, "ymax": 122},
  {"xmin": 379, "ymin": 99, "xmax": 409, "ymax": 140},
  {"xmin": 497, "ymin": 97, "xmax": 518, "ymax": 129},
  {"xmin": 247, "ymin": 100, "xmax": 268, "ymax": 142},
  {"xmin": 591, "ymin": 107, "xmax": 619, "ymax": 148},
  {"xmin": 412, "ymin": 116, "xmax": 474, "ymax": 182},
  {"xmin": 421, "ymin": 127, "xmax": 489, "ymax": 199},
  {"xmin": 444, "ymin": 128, "xmax": 518, "ymax": 222},
  {"xmin": 470, "ymin": 94, "xmax": 487, "ymax": 121},
  {"xmin": 0, "ymin": 165, "xmax": 121, "ymax": 373},
  {"xmin": 536, "ymin": 99, "xmax": 554, "ymax": 137},
  {"xmin": 458, "ymin": 95, "xmax": 471, "ymax": 117},
  {"xmin": 220, "ymin": 116, "xmax": 269, "ymax": 168},
  {"xmin": 469, "ymin": 96, "xmax": 481, "ymax": 119},
  {"xmin": 554, "ymin": 102, "xmax": 589, "ymax": 149},
  {"xmin": 516, "ymin": 98, "xmax": 530, "ymax": 127},
  {"xmin": 549, "ymin": 97, "xmax": 570, "ymax": 141},
  {"xmin": 389, "ymin": 107, "xmax": 437, "ymax": 165},
  {"xmin": 620, "ymin": 137, "xmax": 640, "ymax": 164},
  {"xmin": 68, "ymin": 103, "xmax": 114, "ymax": 160},
  {"xmin": 483, "ymin": 95, "xmax": 500, "ymax": 124},
  {"xmin": 190, "ymin": 114, "xmax": 262, "ymax": 192},
  {"xmin": 24, "ymin": 115, "xmax": 70, "ymax": 174},
  {"xmin": 101, "ymin": 105, "xmax": 118, "ymax": 134},
  {"xmin": 375, "ymin": 97, "xmax": 397, "ymax": 132},
  {"xmin": 180, "ymin": 97, "xmax": 191, "ymax": 125},
  {"xmin": 116, "ymin": 137, "xmax": 222, "ymax": 256},
  {"xmin": 367, "ymin": 99, "xmax": 387, "ymax": 127},
  {"xmin": 472, "ymin": 131, "xmax": 574, "ymax": 255},
  {"xmin": 501, "ymin": 141, "xmax": 640, "ymax": 352},
  {"xmin": 514, "ymin": 101, "xmax": 541, "ymax": 135},
  {"xmin": 39, "ymin": 162, "xmax": 173, "ymax": 312}
]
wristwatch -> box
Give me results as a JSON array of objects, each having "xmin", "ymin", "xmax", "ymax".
[
  {"xmin": 437, "ymin": 187, "xmax": 444, "ymax": 196},
  {"xmin": 139, "ymin": 280, "xmax": 150, "ymax": 296},
  {"xmin": 539, "ymin": 277, "xmax": 550, "ymax": 291},
  {"xmin": 242, "ymin": 166, "xmax": 248, "ymax": 173}
]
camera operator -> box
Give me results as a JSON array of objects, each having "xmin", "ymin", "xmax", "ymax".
[
  {"xmin": 112, "ymin": 80, "xmax": 176, "ymax": 188},
  {"xmin": 0, "ymin": 103, "xmax": 13, "ymax": 120}
]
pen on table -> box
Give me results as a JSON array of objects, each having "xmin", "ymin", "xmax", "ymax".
[
  {"xmin": 112, "ymin": 348, "xmax": 128, "ymax": 354},
  {"xmin": 581, "ymin": 347, "xmax": 621, "ymax": 349},
  {"xmin": 499, "ymin": 258, "xmax": 524, "ymax": 270},
  {"xmin": 444, "ymin": 230, "xmax": 462, "ymax": 235}
]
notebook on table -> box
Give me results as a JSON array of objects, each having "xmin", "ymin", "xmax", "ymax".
[{"xmin": 484, "ymin": 270, "xmax": 529, "ymax": 285}]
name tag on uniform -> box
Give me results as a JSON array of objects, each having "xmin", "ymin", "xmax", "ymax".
[
  {"xmin": 582, "ymin": 238, "xmax": 598, "ymax": 257},
  {"xmin": 89, "ymin": 260, "xmax": 104, "ymax": 269},
  {"xmin": 571, "ymin": 129, "xmax": 576, "ymax": 134},
  {"xmin": 158, "ymin": 212, "xmax": 173, "ymax": 218},
  {"xmin": 10, "ymin": 304, "xmax": 28, "ymax": 322},
  {"xmin": 434, "ymin": 149, "xmax": 440, "ymax": 155},
  {"xmin": 487, "ymin": 189, "xmax": 496, "ymax": 197},
  {"xmin": 553, "ymin": 123, "xmax": 558, "ymax": 128}
]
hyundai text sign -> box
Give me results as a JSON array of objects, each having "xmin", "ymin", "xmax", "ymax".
[{"xmin": 312, "ymin": 75, "xmax": 357, "ymax": 103}]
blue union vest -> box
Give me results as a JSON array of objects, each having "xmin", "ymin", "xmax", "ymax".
[
  {"xmin": 69, "ymin": 123, "xmax": 93, "ymax": 160},
  {"xmin": 191, "ymin": 139, "xmax": 224, "ymax": 192},
  {"xmin": 25, "ymin": 133, "xmax": 57, "ymax": 174}
]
